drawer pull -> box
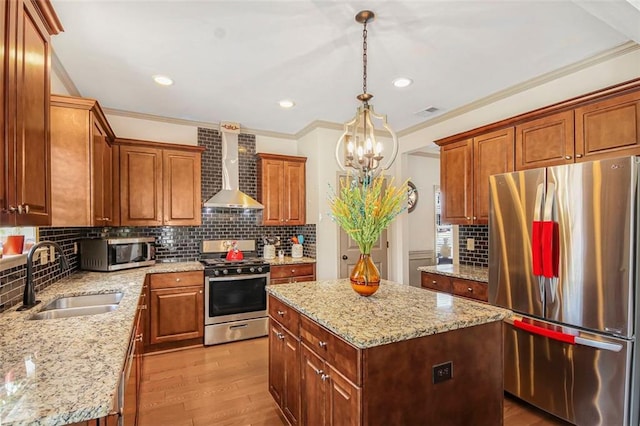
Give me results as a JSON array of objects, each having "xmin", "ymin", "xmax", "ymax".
[
  {"xmin": 321, "ymin": 373, "xmax": 330, "ymax": 382},
  {"xmin": 314, "ymin": 368, "xmax": 324, "ymax": 376},
  {"xmin": 467, "ymin": 287, "xmax": 473, "ymax": 293},
  {"xmin": 176, "ymin": 278, "xmax": 181, "ymax": 282},
  {"xmin": 318, "ymin": 341, "xmax": 327, "ymax": 348},
  {"xmin": 135, "ymin": 334, "xmax": 143, "ymax": 342},
  {"xmin": 432, "ymin": 280, "xmax": 436, "ymax": 284},
  {"xmin": 232, "ymin": 324, "xmax": 250, "ymax": 330},
  {"xmin": 276, "ymin": 332, "xmax": 285, "ymax": 339},
  {"xmin": 277, "ymin": 310, "xmax": 285, "ymax": 316}
]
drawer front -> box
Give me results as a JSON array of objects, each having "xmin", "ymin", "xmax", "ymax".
[
  {"xmin": 452, "ymin": 279, "xmax": 488, "ymax": 302},
  {"xmin": 268, "ymin": 295, "xmax": 300, "ymax": 334},
  {"xmin": 149, "ymin": 271, "xmax": 204, "ymax": 290},
  {"xmin": 300, "ymin": 315, "xmax": 360, "ymax": 385},
  {"xmin": 271, "ymin": 275, "xmax": 316, "ymax": 285},
  {"xmin": 421, "ymin": 272, "xmax": 452, "ymax": 293},
  {"xmin": 271, "ymin": 263, "xmax": 315, "ymax": 279}
]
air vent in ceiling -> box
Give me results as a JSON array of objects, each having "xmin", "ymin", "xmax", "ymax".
[{"xmin": 415, "ymin": 106, "xmax": 440, "ymax": 117}]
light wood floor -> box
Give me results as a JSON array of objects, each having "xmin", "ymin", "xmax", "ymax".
[{"xmin": 139, "ymin": 338, "xmax": 571, "ymax": 426}]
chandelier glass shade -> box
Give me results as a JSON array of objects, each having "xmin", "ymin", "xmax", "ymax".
[{"xmin": 335, "ymin": 10, "xmax": 399, "ymax": 182}]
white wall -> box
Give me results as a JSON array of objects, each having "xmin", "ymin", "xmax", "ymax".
[
  {"xmin": 407, "ymin": 154, "xmax": 440, "ymax": 252},
  {"xmin": 51, "ymin": 70, "xmax": 70, "ymax": 95}
]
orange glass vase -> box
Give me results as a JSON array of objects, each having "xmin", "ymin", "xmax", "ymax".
[{"xmin": 350, "ymin": 253, "xmax": 380, "ymax": 296}]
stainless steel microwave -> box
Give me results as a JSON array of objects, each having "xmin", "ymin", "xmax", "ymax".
[{"xmin": 79, "ymin": 237, "xmax": 156, "ymax": 271}]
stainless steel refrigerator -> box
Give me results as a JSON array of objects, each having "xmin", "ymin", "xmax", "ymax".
[{"xmin": 489, "ymin": 156, "xmax": 640, "ymax": 426}]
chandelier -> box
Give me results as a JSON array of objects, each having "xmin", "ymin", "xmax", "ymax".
[{"xmin": 335, "ymin": 10, "xmax": 399, "ymax": 183}]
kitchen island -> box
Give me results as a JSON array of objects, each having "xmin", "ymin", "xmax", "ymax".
[
  {"xmin": 0, "ymin": 262, "xmax": 203, "ymax": 426},
  {"xmin": 267, "ymin": 279, "xmax": 511, "ymax": 425}
]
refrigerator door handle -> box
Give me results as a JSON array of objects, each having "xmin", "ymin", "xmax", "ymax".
[
  {"xmin": 541, "ymin": 183, "xmax": 559, "ymax": 279},
  {"xmin": 505, "ymin": 317, "xmax": 623, "ymax": 353},
  {"xmin": 531, "ymin": 183, "xmax": 545, "ymax": 277}
]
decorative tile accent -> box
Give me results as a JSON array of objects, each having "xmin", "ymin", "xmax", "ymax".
[{"xmin": 458, "ymin": 225, "xmax": 489, "ymax": 267}]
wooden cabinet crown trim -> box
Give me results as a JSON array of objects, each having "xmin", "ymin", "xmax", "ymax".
[
  {"xmin": 32, "ymin": 0, "xmax": 64, "ymax": 35},
  {"xmin": 257, "ymin": 153, "xmax": 307, "ymax": 163},
  {"xmin": 435, "ymin": 77, "xmax": 640, "ymax": 147},
  {"xmin": 51, "ymin": 94, "xmax": 115, "ymax": 142},
  {"xmin": 115, "ymin": 137, "xmax": 206, "ymax": 152}
]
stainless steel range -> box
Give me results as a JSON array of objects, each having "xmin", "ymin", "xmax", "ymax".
[{"xmin": 201, "ymin": 240, "xmax": 270, "ymax": 345}]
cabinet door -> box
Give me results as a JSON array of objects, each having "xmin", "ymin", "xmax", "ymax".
[
  {"xmin": 163, "ymin": 149, "xmax": 201, "ymax": 226},
  {"xmin": 515, "ymin": 111, "xmax": 575, "ymax": 170},
  {"xmin": 0, "ymin": 1, "xmax": 6, "ymax": 223},
  {"xmin": 92, "ymin": 119, "xmax": 107, "ymax": 226},
  {"xmin": 260, "ymin": 158, "xmax": 284, "ymax": 225},
  {"xmin": 575, "ymin": 91, "xmax": 640, "ymax": 161},
  {"xmin": 14, "ymin": 0, "xmax": 52, "ymax": 225},
  {"xmin": 420, "ymin": 272, "xmax": 452, "ymax": 293},
  {"xmin": 119, "ymin": 145, "xmax": 162, "ymax": 226},
  {"xmin": 269, "ymin": 319, "xmax": 285, "ymax": 408},
  {"xmin": 473, "ymin": 127, "xmax": 514, "ymax": 224},
  {"xmin": 283, "ymin": 160, "xmax": 305, "ymax": 225},
  {"xmin": 440, "ymin": 139, "xmax": 473, "ymax": 225},
  {"xmin": 102, "ymin": 140, "xmax": 115, "ymax": 225},
  {"xmin": 301, "ymin": 344, "xmax": 327, "ymax": 426},
  {"xmin": 149, "ymin": 285, "xmax": 204, "ymax": 344},
  {"xmin": 327, "ymin": 365, "xmax": 361, "ymax": 426},
  {"xmin": 283, "ymin": 328, "xmax": 301, "ymax": 425}
]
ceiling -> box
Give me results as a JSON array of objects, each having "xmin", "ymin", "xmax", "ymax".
[{"xmin": 50, "ymin": 1, "xmax": 640, "ymax": 137}]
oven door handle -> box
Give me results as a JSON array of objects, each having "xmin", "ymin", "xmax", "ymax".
[{"xmin": 208, "ymin": 273, "xmax": 269, "ymax": 282}]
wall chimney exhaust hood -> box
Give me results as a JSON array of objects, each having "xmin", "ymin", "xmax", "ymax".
[{"xmin": 203, "ymin": 125, "xmax": 264, "ymax": 209}]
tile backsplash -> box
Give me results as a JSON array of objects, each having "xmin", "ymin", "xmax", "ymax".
[{"xmin": 458, "ymin": 225, "xmax": 489, "ymax": 267}]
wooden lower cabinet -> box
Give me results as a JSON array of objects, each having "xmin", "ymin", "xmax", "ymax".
[
  {"xmin": 146, "ymin": 271, "xmax": 204, "ymax": 351},
  {"xmin": 270, "ymin": 263, "xmax": 316, "ymax": 284},
  {"xmin": 421, "ymin": 271, "xmax": 488, "ymax": 302},
  {"xmin": 269, "ymin": 294, "xmax": 503, "ymax": 426},
  {"xmin": 301, "ymin": 344, "xmax": 361, "ymax": 426},
  {"xmin": 269, "ymin": 319, "xmax": 301, "ymax": 425}
]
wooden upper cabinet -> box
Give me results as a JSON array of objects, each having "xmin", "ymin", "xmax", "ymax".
[
  {"xmin": 50, "ymin": 95, "xmax": 115, "ymax": 226},
  {"xmin": 473, "ymin": 127, "xmax": 514, "ymax": 223},
  {"xmin": 575, "ymin": 90, "xmax": 640, "ymax": 161},
  {"xmin": 163, "ymin": 149, "xmax": 202, "ymax": 226},
  {"xmin": 116, "ymin": 139, "xmax": 204, "ymax": 226},
  {"xmin": 257, "ymin": 153, "xmax": 307, "ymax": 226},
  {"xmin": 1, "ymin": 0, "xmax": 62, "ymax": 226},
  {"xmin": 515, "ymin": 110, "xmax": 575, "ymax": 170},
  {"xmin": 440, "ymin": 139, "xmax": 473, "ymax": 225}
]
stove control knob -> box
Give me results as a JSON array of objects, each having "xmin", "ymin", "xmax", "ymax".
[
  {"xmin": 237, "ymin": 268, "xmax": 242, "ymax": 274},
  {"xmin": 213, "ymin": 270, "xmax": 220, "ymax": 276},
  {"xmin": 250, "ymin": 267, "xmax": 256, "ymax": 273},
  {"xmin": 222, "ymin": 269, "xmax": 228, "ymax": 275},
  {"xmin": 257, "ymin": 267, "xmax": 263, "ymax": 273}
]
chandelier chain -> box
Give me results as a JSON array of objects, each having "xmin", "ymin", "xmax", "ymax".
[{"xmin": 362, "ymin": 21, "xmax": 368, "ymax": 96}]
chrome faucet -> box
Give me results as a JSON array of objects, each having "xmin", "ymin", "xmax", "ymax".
[{"xmin": 19, "ymin": 241, "xmax": 70, "ymax": 311}]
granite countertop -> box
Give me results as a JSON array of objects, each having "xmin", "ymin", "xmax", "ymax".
[
  {"xmin": 267, "ymin": 279, "xmax": 510, "ymax": 349},
  {"xmin": 0, "ymin": 261, "xmax": 203, "ymax": 426},
  {"xmin": 417, "ymin": 264, "xmax": 488, "ymax": 283},
  {"xmin": 264, "ymin": 256, "xmax": 316, "ymax": 266}
]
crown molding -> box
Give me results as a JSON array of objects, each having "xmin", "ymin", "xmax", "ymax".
[
  {"xmin": 397, "ymin": 41, "xmax": 640, "ymax": 137},
  {"xmin": 102, "ymin": 108, "xmax": 297, "ymax": 140},
  {"xmin": 51, "ymin": 50, "xmax": 81, "ymax": 96}
]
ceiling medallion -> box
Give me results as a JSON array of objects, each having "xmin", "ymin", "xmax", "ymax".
[{"xmin": 335, "ymin": 10, "xmax": 399, "ymax": 183}]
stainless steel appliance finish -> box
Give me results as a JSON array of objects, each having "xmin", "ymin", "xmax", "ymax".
[
  {"xmin": 489, "ymin": 156, "xmax": 640, "ymax": 425},
  {"xmin": 201, "ymin": 240, "xmax": 270, "ymax": 345},
  {"xmin": 79, "ymin": 237, "xmax": 156, "ymax": 271}
]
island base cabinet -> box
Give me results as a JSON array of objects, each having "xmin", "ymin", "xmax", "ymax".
[
  {"xmin": 301, "ymin": 344, "xmax": 361, "ymax": 426},
  {"xmin": 269, "ymin": 318, "xmax": 301, "ymax": 425}
]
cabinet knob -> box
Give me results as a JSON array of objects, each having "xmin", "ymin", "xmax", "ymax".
[
  {"xmin": 277, "ymin": 332, "xmax": 285, "ymax": 340},
  {"xmin": 314, "ymin": 368, "xmax": 324, "ymax": 376},
  {"xmin": 467, "ymin": 287, "xmax": 473, "ymax": 293},
  {"xmin": 473, "ymin": 216, "xmax": 477, "ymax": 220},
  {"xmin": 342, "ymin": 255, "xmax": 348, "ymax": 260},
  {"xmin": 103, "ymin": 217, "xmax": 111, "ymax": 221},
  {"xmin": 17, "ymin": 204, "xmax": 23, "ymax": 214},
  {"xmin": 291, "ymin": 269, "xmax": 295, "ymax": 273},
  {"xmin": 135, "ymin": 334, "xmax": 143, "ymax": 342},
  {"xmin": 576, "ymin": 154, "xmax": 583, "ymax": 158},
  {"xmin": 466, "ymin": 216, "xmax": 470, "ymax": 220},
  {"xmin": 565, "ymin": 155, "xmax": 572, "ymax": 160},
  {"xmin": 199, "ymin": 290, "xmax": 203, "ymax": 294},
  {"xmin": 176, "ymin": 278, "xmax": 181, "ymax": 282},
  {"xmin": 23, "ymin": 204, "xmax": 30, "ymax": 214},
  {"xmin": 7, "ymin": 205, "xmax": 17, "ymax": 214},
  {"xmin": 318, "ymin": 341, "xmax": 327, "ymax": 348},
  {"xmin": 432, "ymin": 280, "xmax": 437, "ymax": 284},
  {"xmin": 277, "ymin": 310, "xmax": 285, "ymax": 316},
  {"xmin": 321, "ymin": 373, "xmax": 330, "ymax": 382}
]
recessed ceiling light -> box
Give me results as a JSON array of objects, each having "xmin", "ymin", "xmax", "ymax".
[
  {"xmin": 279, "ymin": 99, "xmax": 295, "ymax": 109},
  {"xmin": 392, "ymin": 77, "xmax": 413, "ymax": 88},
  {"xmin": 153, "ymin": 75, "xmax": 174, "ymax": 86}
]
